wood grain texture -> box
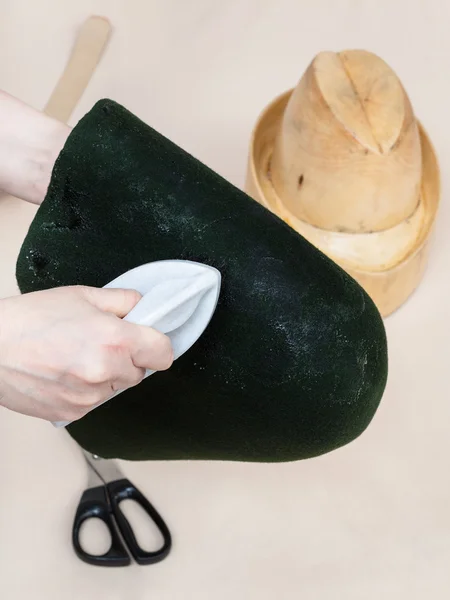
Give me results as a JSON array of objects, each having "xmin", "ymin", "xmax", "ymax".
[
  {"xmin": 246, "ymin": 81, "xmax": 440, "ymax": 317},
  {"xmin": 270, "ymin": 50, "xmax": 422, "ymax": 234}
]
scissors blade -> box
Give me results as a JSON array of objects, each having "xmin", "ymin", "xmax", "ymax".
[
  {"xmin": 82, "ymin": 449, "xmax": 125, "ymax": 484},
  {"xmin": 81, "ymin": 449, "xmax": 106, "ymax": 488}
]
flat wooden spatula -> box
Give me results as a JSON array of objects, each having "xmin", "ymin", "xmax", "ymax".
[{"xmin": 44, "ymin": 15, "xmax": 112, "ymax": 123}]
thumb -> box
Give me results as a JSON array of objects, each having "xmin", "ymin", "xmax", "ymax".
[{"xmin": 78, "ymin": 286, "xmax": 142, "ymax": 318}]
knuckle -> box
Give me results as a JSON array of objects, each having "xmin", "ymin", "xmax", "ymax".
[
  {"xmin": 69, "ymin": 388, "xmax": 107, "ymax": 410},
  {"xmin": 104, "ymin": 320, "xmax": 128, "ymax": 347},
  {"xmin": 63, "ymin": 284, "xmax": 88, "ymax": 299},
  {"xmin": 123, "ymin": 288, "xmax": 141, "ymax": 307},
  {"xmin": 155, "ymin": 334, "xmax": 174, "ymax": 369},
  {"xmin": 79, "ymin": 359, "xmax": 111, "ymax": 385},
  {"xmin": 135, "ymin": 368, "xmax": 146, "ymax": 384},
  {"xmin": 130, "ymin": 368, "xmax": 145, "ymax": 387},
  {"xmin": 78, "ymin": 392, "xmax": 106, "ymax": 410},
  {"xmin": 151, "ymin": 330, "xmax": 169, "ymax": 351},
  {"xmin": 111, "ymin": 368, "xmax": 144, "ymax": 392},
  {"xmin": 111, "ymin": 369, "xmax": 145, "ymax": 392},
  {"xmin": 110, "ymin": 380, "xmax": 123, "ymax": 393}
]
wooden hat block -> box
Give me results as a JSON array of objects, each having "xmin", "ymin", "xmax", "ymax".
[{"xmin": 245, "ymin": 50, "xmax": 440, "ymax": 317}]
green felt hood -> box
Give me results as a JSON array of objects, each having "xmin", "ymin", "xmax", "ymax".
[{"xmin": 16, "ymin": 99, "xmax": 388, "ymax": 462}]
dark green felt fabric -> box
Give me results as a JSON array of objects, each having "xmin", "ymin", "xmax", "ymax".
[{"xmin": 16, "ymin": 99, "xmax": 388, "ymax": 462}]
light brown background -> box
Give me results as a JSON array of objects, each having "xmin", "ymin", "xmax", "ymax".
[{"xmin": 0, "ymin": 1, "xmax": 449, "ymax": 598}]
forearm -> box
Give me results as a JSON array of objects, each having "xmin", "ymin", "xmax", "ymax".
[{"xmin": 0, "ymin": 90, "xmax": 70, "ymax": 204}]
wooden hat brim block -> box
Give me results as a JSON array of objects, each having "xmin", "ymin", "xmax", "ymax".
[{"xmin": 245, "ymin": 90, "xmax": 440, "ymax": 318}]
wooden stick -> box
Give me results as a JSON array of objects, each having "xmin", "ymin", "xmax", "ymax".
[{"xmin": 44, "ymin": 16, "xmax": 112, "ymax": 123}]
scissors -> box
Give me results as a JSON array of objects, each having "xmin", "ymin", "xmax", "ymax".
[{"xmin": 72, "ymin": 449, "xmax": 172, "ymax": 567}]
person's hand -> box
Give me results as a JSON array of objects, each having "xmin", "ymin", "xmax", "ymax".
[
  {"xmin": 0, "ymin": 90, "xmax": 70, "ymax": 204},
  {"xmin": 0, "ymin": 286, "xmax": 173, "ymax": 422},
  {"xmin": 0, "ymin": 90, "xmax": 173, "ymax": 423}
]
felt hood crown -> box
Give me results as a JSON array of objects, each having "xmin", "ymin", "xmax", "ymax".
[{"xmin": 16, "ymin": 99, "xmax": 388, "ymax": 462}]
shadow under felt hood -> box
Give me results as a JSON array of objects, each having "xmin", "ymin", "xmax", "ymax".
[{"xmin": 16, "ymin": 99, "xmax": 388, "ymax": 462}]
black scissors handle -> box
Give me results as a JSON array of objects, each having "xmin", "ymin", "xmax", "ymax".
[
  {"xmin": 107, "ymin": 478, "xmax": 172, "ymax": 565},
  {"xmin": 72, "ymin": 480, "xmax": 172, "ymax": 567},
  {"xmin": 72, "ymin": 485, "xmax": 131, "ymax": 567}
]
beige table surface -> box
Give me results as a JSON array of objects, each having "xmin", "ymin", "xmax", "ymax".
[{"xmin": 1, "ymin": 1, "xmax": 450, "ymax": 598}]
